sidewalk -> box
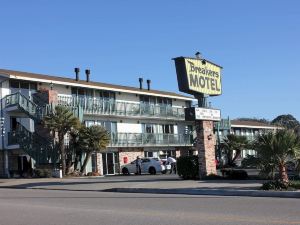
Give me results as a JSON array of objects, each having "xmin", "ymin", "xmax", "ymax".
[{"xmin": 0, "ymin": 176, "xmax": 299, "ymax": 198}]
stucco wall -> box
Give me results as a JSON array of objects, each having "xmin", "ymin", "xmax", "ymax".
[{"xmin": 38, "ymin": 83, "xmax": 71, "ymax": 96}]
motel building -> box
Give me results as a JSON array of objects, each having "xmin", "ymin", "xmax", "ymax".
[
  {"xmin": 0, "ymin": 68, "xmax": 196, "ymax": 177},
  {"xmin": 214, "ymin": 119, "xmax": 280, "ymax": 164}
]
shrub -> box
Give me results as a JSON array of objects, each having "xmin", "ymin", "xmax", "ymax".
[
  {"xmin": 86, "ymin": 172, "xmax": 101, "ymax": 176},
  {"xmin": 221, "ymin": 168, "xmax": 248, "ymax": 179},
  {"xmin": 177, "ymin": 155, "xmax": 199, "ymax": 179},
  {"xmin": 289, "ymin": 180, "xmax": 300, "ymax": 190},
  {"xmin": 261, "ymin": 180, "xmax": 290, "ymax": 190},
  {"xmin": 34, "ymin": 169, "xmax": 52, "ymax": 178}
]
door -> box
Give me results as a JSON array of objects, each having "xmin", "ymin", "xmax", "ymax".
[{"xmin": 102, "ymin": 152, "xmax": 118, "ymax": 175}]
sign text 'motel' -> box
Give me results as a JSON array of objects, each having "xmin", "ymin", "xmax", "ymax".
[{"xmin": 174, "ymin": 57, "xmax": 222, "ymax": 96}]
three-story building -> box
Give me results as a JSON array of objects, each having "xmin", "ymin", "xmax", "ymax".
[{"xmin": 0, "ymin": 68, "xmax": 195, "ymax": 177}]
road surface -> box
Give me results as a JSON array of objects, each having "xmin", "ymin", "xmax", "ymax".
[{"xmin": 0, "ymin": 188, "xmax": 299, "ymax": 225}]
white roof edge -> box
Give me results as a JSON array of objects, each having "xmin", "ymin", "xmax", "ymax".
[
  {"xmin": 9, "ymin": 74, "xmax": 194, "ymax": 101},
  {"xmin": 231, "ymin": 124, "xmax": 279, "ymax": 129}
]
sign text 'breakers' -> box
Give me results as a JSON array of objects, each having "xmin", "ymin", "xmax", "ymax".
[{"xmin": 174, "ymin": 57, "xmax": 222, "ymax": 96}]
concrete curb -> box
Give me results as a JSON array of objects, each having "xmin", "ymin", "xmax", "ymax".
[{"xmin": 104, "ymin": 188, "xmax": 300, "ymax": 198}]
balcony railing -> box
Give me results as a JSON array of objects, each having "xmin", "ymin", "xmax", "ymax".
[
  {"xmin": 57, "ymin": 96, "xmax": 185, "ymax": 119},
  {"xmin": 109, "ymin": 133, "xmax": 193, "ymax": 147},
  {"xmin": 3, "ymin": 92, "xmax": 51, "ymax": 121}
]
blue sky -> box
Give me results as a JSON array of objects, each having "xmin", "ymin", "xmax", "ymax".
[{"xmin": 1, "ymin": 0, "xmax": 299, "ymax": 121}]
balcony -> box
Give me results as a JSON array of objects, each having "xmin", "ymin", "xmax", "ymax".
[
  {"xmin": 57, "ymin": 96, "xmax": 185, "ymax": 120},
  {"xmin": 110, "ymin": 133, "xmax": 193, "ymax": 147}
]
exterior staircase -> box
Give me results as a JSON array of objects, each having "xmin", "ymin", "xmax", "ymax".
[
  {"xmin": 16, "ymin": 122, "xmax": 59, "ymax": 164},
  {"xmin": 3, "ymin": 92, "xmax": 58, "ymax": 165}
]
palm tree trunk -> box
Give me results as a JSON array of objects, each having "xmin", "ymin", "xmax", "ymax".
[
  {"xmin": 80, "ymin": 152, "xmax": 92, "ymax": 174},
  {"xmin": 59, "ymin": 132, "xmax": 66, "ymax": 176},
  {"xmin": 279, "ymin": 163, "xmax": 289, "ymax": 183},
  {"xmin": 231, "ymin": 150, "xmax": 241, "ymax": 166}
]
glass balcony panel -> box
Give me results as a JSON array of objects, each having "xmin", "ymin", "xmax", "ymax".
[
  {"xmin": 110, "ymin": 133, "xmax": 192, "ymax": 147},
  {"xmin": 57, "ymin": 95, "xmax": 185, "ymax": 119}
]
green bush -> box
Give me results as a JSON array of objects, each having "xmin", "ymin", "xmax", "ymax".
[
  {"xmin": 221, "ymin": 169, "xmax": 248, "ymax": 179},
  {"xmin": 261, "ymin": 180, "xmax": 290, "ymax": 190},
  {"xmin": 289, "ymin": 180, "xmax": 300, "ymax": 189},
  {"xmin": 177, "ymin": 155, "xmax": 199, "ymax": 179},
  {"xmin": 34, "ymin": 169, "xmax": 52, "ymax": 178}
]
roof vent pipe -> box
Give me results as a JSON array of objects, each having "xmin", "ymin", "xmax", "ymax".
[
  {"xmin": 139, "ymin": 78, "xmax": 143, "ymax": 89},
  {"xmin": 85, "ymin": 69, "xmax": 90, "ymax": 82},
  {"xmin": 146, "ymin": 79, "xmax": 151, "ymax": 91},
  {"xmin": 74, "ymin": 68, "xmax": 80, "ymax": 81}
]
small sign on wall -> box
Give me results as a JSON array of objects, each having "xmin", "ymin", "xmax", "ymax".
[{"xmin": 185, "ymin": 107, "xmax": 221, "ymax": 121}]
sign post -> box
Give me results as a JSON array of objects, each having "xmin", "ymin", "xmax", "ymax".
[{"xmin": 173, "ymin": 54, "xmax": 222, "ymax": 179}]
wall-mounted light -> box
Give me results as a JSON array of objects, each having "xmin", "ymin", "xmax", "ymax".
[
  {"xmin": 66, "ymin": 85, "xmax": 69, "ymax": 89},
  {"xmin": 50, "ymin": 82, "xmax": 53, "ymax": 90},
  {"xmin": 118, "ymin": 92, "xmax": 121, "ymax": 95},
  {"xmin": 137, "ymin": 121, "xmax": 140, "ymax": 124},
  {"xmin": 120, "ymin": 120, "xmax": 123, "ymax": 123}
]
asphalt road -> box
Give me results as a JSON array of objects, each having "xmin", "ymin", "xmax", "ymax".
[{"xmin": 0, "ymin": 188, "xmax": 299, "ymax": 225}]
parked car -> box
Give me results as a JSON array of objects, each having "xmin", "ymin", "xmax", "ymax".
[{"xmin": 121, "ymin": 157, "xmax": 165, "ymax": 175}]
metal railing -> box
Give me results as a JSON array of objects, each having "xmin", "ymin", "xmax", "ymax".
[
  {"xmin": 57, "ymin": 95, "xmax": 185, "ymax": 119},
  {"xmin": 15, "ymin": 123, "xmax": 59, "ymax": 164},
  {"xmin": 109, "ymin": 133, "xmax": 193, "ymax": 147},
  {"xmin": 214, "ymin": 118, "xmax": 231, "ymax": 130},
  {"xmin": 3, "ymin": 92, "xmax": 51, "ymax": 121}
]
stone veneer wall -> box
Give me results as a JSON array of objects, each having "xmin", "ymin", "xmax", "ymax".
[
  {"xmin": 96, "ymin": 153, "xmax": 103, "ymax": 175},
  {"xmin": 195, "ymin": 120, "xmax": 217, "ymax": 178},
  {"xmin": 118, "ymin": 148, "xmax": 143, "ymax": 167}
]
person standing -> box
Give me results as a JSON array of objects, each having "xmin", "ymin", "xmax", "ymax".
[
  {"xmin": 135, "ymin": 156, "xmax": 142, "ymax": 175},
  {"xmin": 167, "ymin": 156, "xmax": 177, "ymax": 174}
]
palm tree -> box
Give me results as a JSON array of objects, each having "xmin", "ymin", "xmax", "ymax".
[
  {"xmin": 43, "ymin": 105, "xmax": 80, "ymax": 176},
  {"xmin": 79, "ymin": 125, "xmax": 110, "ymax": 174},
  {"xmin": 221, "ymin": 134, "xmax": 249, "ymax": 167},
  {"xmin": 253, "ymin": 129, "xmax": 300, "ymax": 183}
]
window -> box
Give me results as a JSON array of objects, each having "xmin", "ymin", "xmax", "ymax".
[
  {"xmin": 10, "ymin": 80, "xmax": 19, "ymax": 89},
  {"xmin": 144, "ymin": 151, "xmax": 153, "ymax": 157},
  {"xmin": 85, "ymin": 120, "xmax": 95, "ymax": 127},
  {"xmin": 86, "ymin": 89, "xmax": 93, "ymax": 97},
  {"xmin": 142, "ymin": 123, "xmax": 157, "ymax": 133},
  {"xmin": 30, "ymin": 83, "xmax": 37, "ymax": 90},
  {"xmin": 78, "ymin": 88, "xmax": 85, "ymax": 96},
  {"xmin": 163, "ymin": 124, "xmax": 174, "ymax": 134},
  {"xmin": 20, "ymin": 82, "xmax": 29, "ymax": 89},
  {"xmin": 71, "ymin": 87, "xmax": 77, "ymax": 96},
  {"xmin": 185, "ymin": 101, "xmax": 192, "ymax": 108},
  {"xmin": 142, "ymin": 158, "xmax": 150, "ymax": 163},
  {"xmin": 140, "ymin": 95, "xmax": 172, "ymax": 106}
]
